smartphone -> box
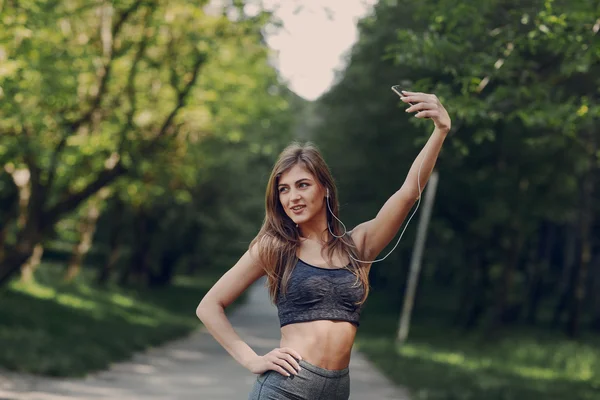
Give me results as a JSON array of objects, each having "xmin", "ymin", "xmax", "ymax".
[{"xmin": 391, "ymin": 85, "xmax": 414, "ymax": 105}]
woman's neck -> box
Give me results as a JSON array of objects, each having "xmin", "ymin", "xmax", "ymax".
[{"xmin": 299, "ymin": 229, "xmax": 331, "ymax": 243}]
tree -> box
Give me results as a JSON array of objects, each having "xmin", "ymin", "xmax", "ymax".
[
  {"xmin": 312, "ymin": 0, "xmax": 599, "ymax": 336},
  {"xmin": 0, "ymin": 0, "xmax": 299, "ymax": 286}
]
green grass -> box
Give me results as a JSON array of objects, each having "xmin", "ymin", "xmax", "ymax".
[
  {"xmin": 0, "ymin": 263, "xmax": 235, "ymax": 377},
  {"xmin": 356, "ymin": 301, "xmax": 600, "ymax": 400}
]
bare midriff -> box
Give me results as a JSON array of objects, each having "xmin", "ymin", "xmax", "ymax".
[{"xmin": 280, "ymin": 319, "xmax": 357, "ymax": 370}]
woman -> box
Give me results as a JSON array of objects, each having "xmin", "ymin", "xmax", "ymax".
[{"xmin": 196, "ymin": 90, "xmax": 451, "ymax": 399}]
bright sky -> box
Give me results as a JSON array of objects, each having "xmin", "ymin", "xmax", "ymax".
[
  {"xmin": 262, "ymin": 0, "xmax": 377, "ymax": 100},
  {"xmin": 206, "ymin": 0, "xmax": 377, "ymax": 101}
]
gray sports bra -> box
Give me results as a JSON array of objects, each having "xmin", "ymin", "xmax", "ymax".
[{"xmin": 275, "ymin": 258, "xmax": 365, "ymax": 327}]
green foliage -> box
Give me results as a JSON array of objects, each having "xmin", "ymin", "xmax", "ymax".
[
  {"xmin": 0, "ymin": 0, "xmax": 303, "ymax": 285},
  {"xmin": 312, "ymin": 0, "xmax": 600, "ymax": 333}
]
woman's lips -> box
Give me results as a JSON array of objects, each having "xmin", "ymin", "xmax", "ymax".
[{"xmin": 291, "ymin": 205, "xmax": 306, "ymax": 214}]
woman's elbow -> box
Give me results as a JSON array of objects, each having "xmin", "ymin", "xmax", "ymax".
[
  {"xmin": 196, "ymin": 296, "xmax": 221, "ymax": 322},
  {"xmin": 196, "ymin": 296, "xmax": 211, "ymax": 321},
  {"xmin": 196, "ymin": 303, "xmax": 206, "ymax": 321}
]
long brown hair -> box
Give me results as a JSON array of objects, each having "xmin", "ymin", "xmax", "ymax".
[{"xmin": 249, "ymin": 141, "xmax": 370, "ymax": 305}]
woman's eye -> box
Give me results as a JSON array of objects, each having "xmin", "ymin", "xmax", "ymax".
[{"xmin": 299, "ymin": 183, "xmax": 309, "ymax": 188}]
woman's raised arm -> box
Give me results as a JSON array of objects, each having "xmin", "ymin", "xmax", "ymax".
[{"xmin": 352, "ymin": 91, "xmax": 451, "ymax": 260}]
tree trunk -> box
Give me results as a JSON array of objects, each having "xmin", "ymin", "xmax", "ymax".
[
  {"xmin": 567, "ymin": 165, "xmax": 595, "ymax": 338},
  {"xmin": 0, "ymin": 162, "xmax": 46, "ymax": 286},
  {"xmin": 97, "ymin": 197, "xmax": 125, "ymax": 286},
  {"xmin": 119, "ymin": 208, "xmax": 152, "ymax": 286},
  {"xmin": 589, "ymin": 254, "xmax": 600, "ymax": 330},
  {"xmin": 149, "ymin": 250, "xmax": 179, "ymax": 287},
  {"xmin": 527, "ymin": 222, "xmax": 556, "ymax": 324},
  {"xmin": 493, "ymin": 228, "xmax": 523, "ymax": 327},
  {"xmin": 185, "ymin": 226, "xmax": 204, "ymax": 276},
  {"xmin": 0, "ymin": 228, "xmax": 42, "ymax": 286},
  {"xmin": 98, "ymin": 240, "xmax": 121, "ymax": 286},
  {"xmin": 20, "ymin": 243, "xmax": 44, "ymax": 283},
  {"xmin": 65, "ymin": 192, "xmax": 106, "ymax": 282},
  {"xmin": 0, "ymin": 223, "xmax": 10, "ymax": 263},
  {"xmin": 552, "ymin": 223, "xmax": 577, "ymax": 326},
  {"xmin": 457, "ymin": 250, "xmax": 489, "ymax": 330},
  {"xmin": 0, "ymin": 189, "xmax": 19, "ymax": 261},
  {"xmin": 185, "ymin": 251, "xmax": 203, "ymax": 276},
  {"xmin": 10, "ymin": 167, "xmax": 32, "ymax": 230}
]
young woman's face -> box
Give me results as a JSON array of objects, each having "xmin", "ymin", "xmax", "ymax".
[{"xmin": 277, "ymin": 164, "xmax": 325, "ymax": 226}]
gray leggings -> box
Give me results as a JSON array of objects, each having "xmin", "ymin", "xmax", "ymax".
[{"xmin": 248, "ymin": 359, "xmax": 350, "ymax": 400}]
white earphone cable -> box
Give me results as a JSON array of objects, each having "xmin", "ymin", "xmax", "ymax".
[{"xmin": 326, "ymin": 85, "xmax": 429, "ymax": 264}]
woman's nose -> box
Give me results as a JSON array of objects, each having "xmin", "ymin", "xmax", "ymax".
[{"xmin": 290, "ymin": 189, "xmax": 302, "ymax": 200}]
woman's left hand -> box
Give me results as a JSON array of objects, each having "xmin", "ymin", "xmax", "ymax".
[{"xmin": 400, "ymin": 90, "xmax": 451, "ymax": 133}]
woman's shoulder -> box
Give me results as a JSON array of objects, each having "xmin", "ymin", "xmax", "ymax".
[{"xmin": 249, "ymin": 232, "xmax": 288, "ymax": 259}]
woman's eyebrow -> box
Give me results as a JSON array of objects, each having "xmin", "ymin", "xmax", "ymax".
[{"xmin": 278, "ymin": 178, "xmax": 311, "ymax": 187}]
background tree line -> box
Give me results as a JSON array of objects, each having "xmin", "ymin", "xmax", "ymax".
[
  {"xmin": 311, "ymin": 0, "xmax": 599, "ymax": 338},
  {"xmin": 0, "ymin": 0, "xmax": 304, "ymax": 289},
  {"xmin": 1, "ymin": 0, "xmax": 598, "ymax": 339}
]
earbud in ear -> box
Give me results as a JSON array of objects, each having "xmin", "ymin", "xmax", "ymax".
[{"xmin": 326, "ymin": 188, "xmax": 330, "ymax": 198}]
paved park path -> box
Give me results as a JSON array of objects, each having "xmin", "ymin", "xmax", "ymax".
[{"xmin": 0, "ymin": 278, "xmax": 411, "ymax": 400}]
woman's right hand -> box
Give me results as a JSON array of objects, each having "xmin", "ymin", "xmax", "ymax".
[{"xmin": 247, "ymin": 347, "xmax": 303, "ymax": 377}]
